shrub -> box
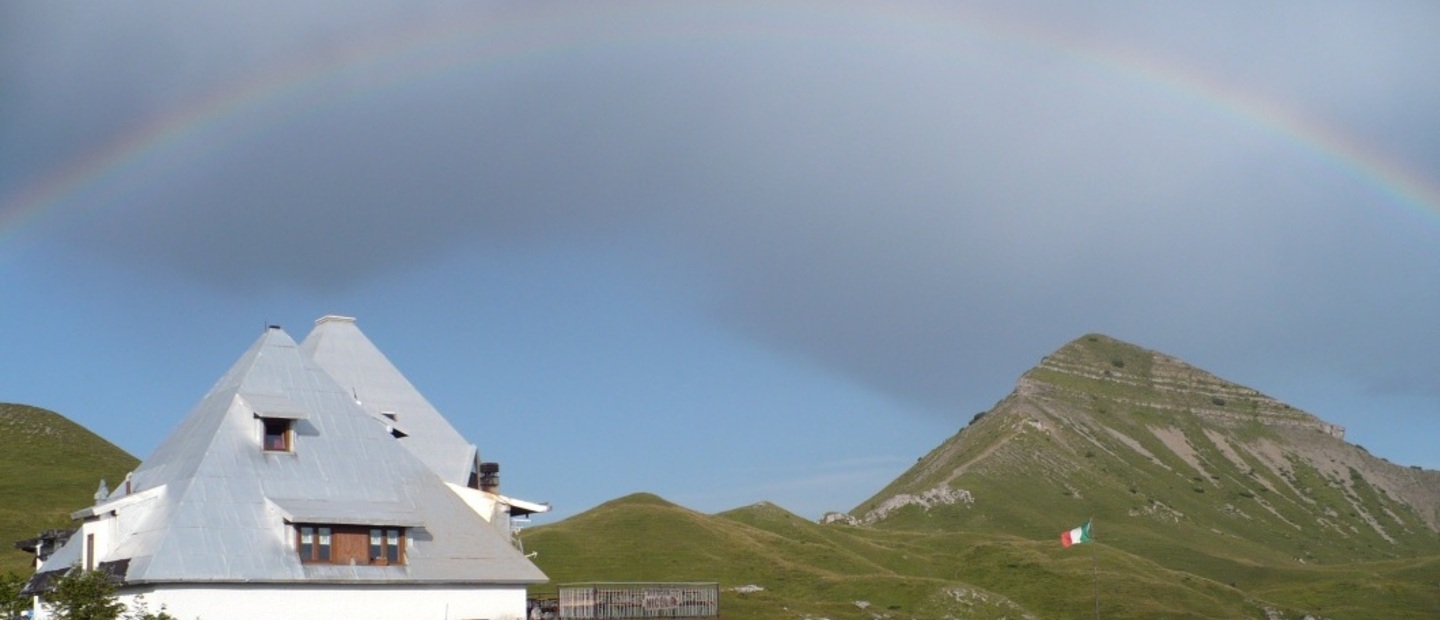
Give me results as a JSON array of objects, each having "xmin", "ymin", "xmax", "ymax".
[
  {"xmin": 46, "ymin": 569, "xmax": 124, "ymax": 620},
  {"xmin": 1, "ymin": 572, "xmax": 30, "ymax": 620}
]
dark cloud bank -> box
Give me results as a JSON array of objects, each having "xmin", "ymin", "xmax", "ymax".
[{"xmin": 4, "ymin": 1, "xmax": 1439, "ymax": 416}]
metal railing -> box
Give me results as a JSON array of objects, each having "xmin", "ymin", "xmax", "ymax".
[{"xmin": 556, "ymin": 583, "xmax": 719, "ymax": 619}]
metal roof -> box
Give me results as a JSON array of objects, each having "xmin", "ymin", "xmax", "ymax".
[
  {"xmin": 268, "ymin": 498, "xmax": 423, "ymax": 528},
  {"xmin": 241, "ymin": 393, "xmax": 310, "ymax": 420},
  {"xmin": 299, "ymin": 315, "xmax": 479, "ymax": 486},
  {"xmin": 47, "ymin": 324, "xmax": 545, "ymax": 586}
]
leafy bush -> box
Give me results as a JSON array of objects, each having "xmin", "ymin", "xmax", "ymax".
[
  {"xmin": 1, "ymin": 572, "xmax": 30, "ymax": 620},
  {"xmin": 46, "ymin": 569, "xmax": 124, "ymax": 620}
]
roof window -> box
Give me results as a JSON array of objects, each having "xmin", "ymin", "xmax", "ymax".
[{"xmin": 261, "ymin": 417, "xmax": 293, "ymax": 452}]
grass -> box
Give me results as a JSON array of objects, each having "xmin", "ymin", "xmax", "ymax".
[
  {"xmin": 0, "ymin": 403, "xmax": 138, "ymax": 573},
  {"xmin": 525, "ymin": 493, "xmax": 1428, "ymax": 619},
  {"xmin": 523, "ymin": 334, "xmax": 1440, "ymax": 618}
]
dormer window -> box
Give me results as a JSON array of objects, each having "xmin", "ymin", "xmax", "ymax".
[
  {"xmin": 296, "ymin": 524, "xmax": 405, "ymax": 566},
  {"xmin": 246, "ymin": 396, "xmax": 307, "ymax": 453},
  {"xmin": 261, "ymin": 418, "xmax": 293, "ymax": 452}
]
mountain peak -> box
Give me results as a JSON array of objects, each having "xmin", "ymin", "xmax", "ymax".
[
  {"xmin": 849, "ymin": 334, "xmax": 1440, "ymax": 567},
  {"xmin": 1019, "ymin": 334, "xmax": 1342, "ymax": 438}
]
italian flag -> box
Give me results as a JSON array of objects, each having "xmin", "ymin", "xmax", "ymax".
[{"xmin": 1060, "ymin": 520, "xmax": 1092, "ymax": 547}]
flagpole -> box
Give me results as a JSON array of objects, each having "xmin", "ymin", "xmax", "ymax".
[{"xmin": 1091, "ymin": 517, "xmax": 1099, "ymax": 620}]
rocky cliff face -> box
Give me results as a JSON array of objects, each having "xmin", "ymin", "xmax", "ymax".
[{"xmin": 848, "ymin": 334, "xmax": 1440, "ymax": 568}]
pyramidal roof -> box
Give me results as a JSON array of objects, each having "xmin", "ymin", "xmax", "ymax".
[
  {"xmin": 78, "ymin": 324, "xmax": 544, "ymax": 585},
  {"xmin": 299, "ymin": 315, "xmax": 477, "ymax": 486}
]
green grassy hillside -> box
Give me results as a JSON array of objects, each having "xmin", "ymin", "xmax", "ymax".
[
  {"xmin": 523, "ymin": 334, "xmax": 1440, "ymax": 618},
  {"xmin": 855, "ymin": 335, "xmax": 1440, "ymax": 578},
  {"xmin": 0, "ymin": 403, "xmax": 138, "ymax": 573},
  {"xmin": 522, "ymin": 494, "xmax": 1380, "ymax": 619}
]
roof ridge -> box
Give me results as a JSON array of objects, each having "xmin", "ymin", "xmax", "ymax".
[
  {"xmin": 128, "ymin": 328, "xmax": 289, "ymax": 490},
  {"xmin": 300, "ymin": 317, "xmax": 479, "ymax": 486}
]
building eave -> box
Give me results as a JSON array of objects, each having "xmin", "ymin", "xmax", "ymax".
[{"xmin": 71, "ymin": 484, "xmax": 166, "ymax": 520}]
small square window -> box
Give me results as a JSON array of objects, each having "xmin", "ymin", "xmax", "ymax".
[{"xmin": 261, "ymin": 418, "xmax": 292, "ymax": 452}]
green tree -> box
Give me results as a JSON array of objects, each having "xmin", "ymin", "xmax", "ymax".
[
  {"xmin": 0, "ymin": 572, "xmax": 31, "ymax": 620},
  {"xmin": 45, "ymin": 570, "xmax": 124, "ymax": 620}
]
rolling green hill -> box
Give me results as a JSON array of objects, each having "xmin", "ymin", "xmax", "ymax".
[
  {"xmin": 525, "ymin": 493, "xmax": 1440, "ymax": 619},
  {"xmin": 524, "ymin": 335, "xmax": 1440, "ymax": 618},
  {"xmin": 0, "ymin": 403, "xmax": 139, "ymax": 573}
]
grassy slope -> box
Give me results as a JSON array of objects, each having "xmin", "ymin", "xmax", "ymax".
[
  {"xmin": 0, "ymin": 403, "xmax": 139, "ymax": 573},
  {"xmin": 528, "ymin": 335, "xmax": 1440, "ymax": 617},
  {"xmin": 835, "ymin": 335, "xmax": 1440, "ymax": 616},
  {"xmin": 523, "ymin": 493, "xmax": 1314, "ymax": 620}
]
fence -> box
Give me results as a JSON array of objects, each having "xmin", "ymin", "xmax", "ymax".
[{"xmin": 556, "ymin": 582, "xmax": 719, "ymax": 619}]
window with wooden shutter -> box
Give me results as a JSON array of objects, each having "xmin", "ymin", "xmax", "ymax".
[{"xmin": 297, "ymin": 524, "xmax": 404, "ymax": 566}]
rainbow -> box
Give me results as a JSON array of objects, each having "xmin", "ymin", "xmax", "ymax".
[{"xmin": 3, "ymin": 1, "xmax": 1438, "ymax": 245}]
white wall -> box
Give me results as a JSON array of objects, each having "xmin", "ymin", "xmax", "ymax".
[{"xmin": 116, "ymin": 583, "xmax": 529, "ymax": 620}]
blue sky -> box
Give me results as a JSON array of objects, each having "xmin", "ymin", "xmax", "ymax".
[{"xmin": 2, "ymin": 1, "xmax": 1438, "ymax": 522}]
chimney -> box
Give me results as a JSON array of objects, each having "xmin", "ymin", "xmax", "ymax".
[{"xmin": 479, "ymin": 462, "xmax": 501, "ymax": 493}]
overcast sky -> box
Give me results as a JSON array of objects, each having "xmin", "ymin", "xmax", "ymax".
[{"xmin": 2, "ymin": 1, "xmax": 1438, "ymax": 521}]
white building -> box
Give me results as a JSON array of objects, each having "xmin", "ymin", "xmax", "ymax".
[{"xmin": 30, "ymin": 316, "xmax": 548, "ymax": 620}]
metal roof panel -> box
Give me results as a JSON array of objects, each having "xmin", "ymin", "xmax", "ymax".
[{"xmin": 49, "ymin": 324, "xmax": 545, "ymax": 586}]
